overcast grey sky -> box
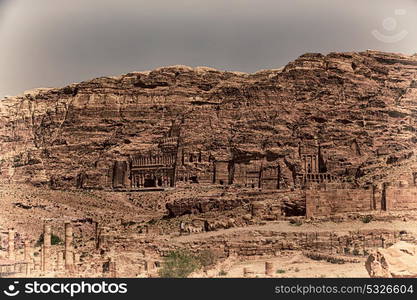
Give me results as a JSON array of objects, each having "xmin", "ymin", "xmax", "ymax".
[{"xmin": 0, "ymin": 0, "xmax": 416, "ymax": 98}]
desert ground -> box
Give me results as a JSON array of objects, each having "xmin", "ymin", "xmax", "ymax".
[{"xmin": 1, "ymin": 183, "xmax": 416, "ymax": 278}]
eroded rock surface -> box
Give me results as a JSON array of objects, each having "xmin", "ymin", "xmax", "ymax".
[
  {"xmin": 1, "ymin": 51, "xmax": 416, "ymax": 189},
  {"xmin": 365, "ymin": 241, "xmax": 417, "ymax": 278}
]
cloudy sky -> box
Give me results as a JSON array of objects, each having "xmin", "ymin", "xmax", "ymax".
[{"xmin": 0, "ymin": 0, "xmax": 416, "ymax": 98}]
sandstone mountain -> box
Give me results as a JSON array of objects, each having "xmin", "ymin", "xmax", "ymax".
[{"xmin": 0, "ymin": 50, "xmax": 416, "ymax": 189}]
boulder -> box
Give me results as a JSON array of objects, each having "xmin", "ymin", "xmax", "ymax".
[{"xmin": 365, "ymin": 241, "xmax": 417, "ymax": 278}]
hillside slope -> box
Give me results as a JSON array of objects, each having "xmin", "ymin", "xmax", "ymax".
[{"xmin": 0, "ymin": 51, "xmax": 416, "ymax": 189}]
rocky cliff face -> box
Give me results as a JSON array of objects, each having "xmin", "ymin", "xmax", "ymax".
[{"xmin": 0, "ymin": 50, "xmax": 416, "ymax": 189}]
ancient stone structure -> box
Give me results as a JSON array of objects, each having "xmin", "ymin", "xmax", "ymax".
[
  {"xmin": 109, "ymin": 259, "xmax": 117, "ymax": 278},
  {"xmin": 243, "ymin": 267, "xmax": 250, "ymax": 278},
  {"xmin": 0, "ymin": 260, "xmax": 28, "ymax": 277},
  {"xmin": 297, "ymin": 142, "xmax": 339, "ymax": 187},
  {"xmin": 211, "ymin": 143, "xmax": 340, "ymax": 190},
  {"xmin": 0, "ymin": 222, "xmax": 88, "ymax": 278},
  {"xmin": 130, "ymin": 151, "xmax": 177, "ymax": 189},
  {"xmin": 213, "ymin": 159, "xmax": 281, "ymax": 189},
  {"xmin": 43, "ymin": 224, "xmax": 51, "ymax": 272},
  {"xmin": 111, "ymin": 123, "xmax": 219, "ymax": 190},
  {"xmin": 1, "ymin": 51, "xmax": 417, "ymax": 278},
  {"xmin": 306, "ymin": 181, "xmax": 417, "ymax": 217},
  {"xmin": 265, "ymin": 262, "xmax": 274, "ymax": 276},
  {"xmin": 251, "ymin": 201, "xmax": 266, "ymax": 217},
  {"xmin": 24, "ymin": 239, "xmax": 32, "ymax": 275},
  {"xmin": 57, "ymin": 252, "xmax": 64, "ymax": 270},
  {"xmin": 7, "ymin": 229, "xmax": 14, "ymax": 261},
  {"xmin": 24, "ymin": 240, "xmax": 31, "ymax": 262},
  {"xmin": 112, "ymin": 161, "xmax": 130, "ymax": 189},
  {"xmin": 111, "ymin": 124, "xmax": 183, "ymax": 190},
  {"xmin": 64, "ymin": 222, "xmax": 74, "ymax": 271},
  {"xmin": 0, "ymin": 51, "xmax": 416, "ymax": 194}
]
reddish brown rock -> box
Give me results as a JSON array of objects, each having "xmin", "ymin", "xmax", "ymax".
[{"xmin": 0, "ymin": 51, "xmax": 416, "ymax": 190}]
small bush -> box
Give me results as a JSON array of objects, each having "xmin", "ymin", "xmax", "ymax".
[
  {"xmin": 289, "ymin": 219, "xmax": 303, "ymax": 226},
  {"xmin": 147, "ymin": 219, "xmax": 157, "ymax": 225},
  {"xmin": 218, "ymin": 270, "xmax": 227, "ymax": 276},
  {"xmin": 35, "ymin": 233, "xmax": 63, "ymax": 247},
  {"xmin": 345, "ymin": 176, "xmax": 355, "ymax": 183},
  {"xmin": 294, "ymin": 268, "xmax": 300, "ymax": 272},
  {"xmin": 196, "ymin": 249, "xmax": 218, "ymax": 267},
  {"xmin": 361, "ymin": 215, "xmax": 373, "ymax": 223},
  {"xmin": 158, "ymin": 250, "xmax": 201, "ymax": 278},
  {"xmin": 352, "ymin": 249, "xmax": 360, "ymax": 256},
  {"xmin": 276, "ymin": 269, "xmax": 286, "ymax": 274}
]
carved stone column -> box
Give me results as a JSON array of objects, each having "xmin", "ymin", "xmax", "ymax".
[
  {"xmin": 43, "ymin": 224, "xmax": 51, "ymax": 272},
  {"xmin": 65, "ymin": 222, "xmax": 74, "ymax": 271},
  {"xmin": 7, "ymin": 228, "xmax": 15, "ymax": 260}
]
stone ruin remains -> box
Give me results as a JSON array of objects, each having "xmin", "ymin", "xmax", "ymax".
[
  {"xmin": 109, "ymin": 121, "xmax": 344, "ymax": 195},
  {"xmin": 0, "ymin": 222, "xmax": 122, "ymax": 278}
]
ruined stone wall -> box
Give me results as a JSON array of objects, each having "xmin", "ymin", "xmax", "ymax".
[
  {"xmin": 260, "ymin": 168, "xmax": 279, "ymax": 190},
  {"xmin": 233, "ymin": 163, "xmax": 247, "ymax": 186},
  {"xmin": 195, "ymin": 169, "xmax": 213, "ymax": 185},
  {"xmin": 213, "ymin": 161, "xmax": 229, "ymax": 185},
  {"xmin": 111, "ymin": 161, "xmax": 129, "ymax": 189},
  {"xmin": 306, "ymin": 188, "xmax": 373, "ymax": 217},
  {"xmin": 306, "ymin": 184, "xmax": 417, "ymax": 217},
  {"xmin": 386, "ymin": 185, "xmax": 417, "ymax": 210},
  {"xmin": 153, "ymin": 229, "xmax": 416, "ymax": 258}
]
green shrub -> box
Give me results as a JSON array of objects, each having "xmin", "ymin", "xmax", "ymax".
[
  {"xmin": 289, "ymin": 219, "xmax": 303, "ymax": 226},
  {"xmin": 35, "ymin": 233, "xmax": 63, "ymax": 247},
  {"xmin": 196, "ymin": 249, "xmax": 218, "ymax": 267},
  {"xmin": 361, "ymin": 215, "xmax": 373, "ymax": 223},
  {"xmin": 276, "ymin": 269, "xmax": 286, "ymax": 274},
  {"xmin": 158, "ymin": 250, "xmax": 201, "ymax": 278},
  {"xmin": 147, "ymin": 219, "xmax": 157, "ymax": 225},
  {"xmin": 345, "ymin": 176, "xmax": 355, "ymax": 183},
  {"xmin": 218, "ymin": 270, "xmax": 228, "ymax": 276}
]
